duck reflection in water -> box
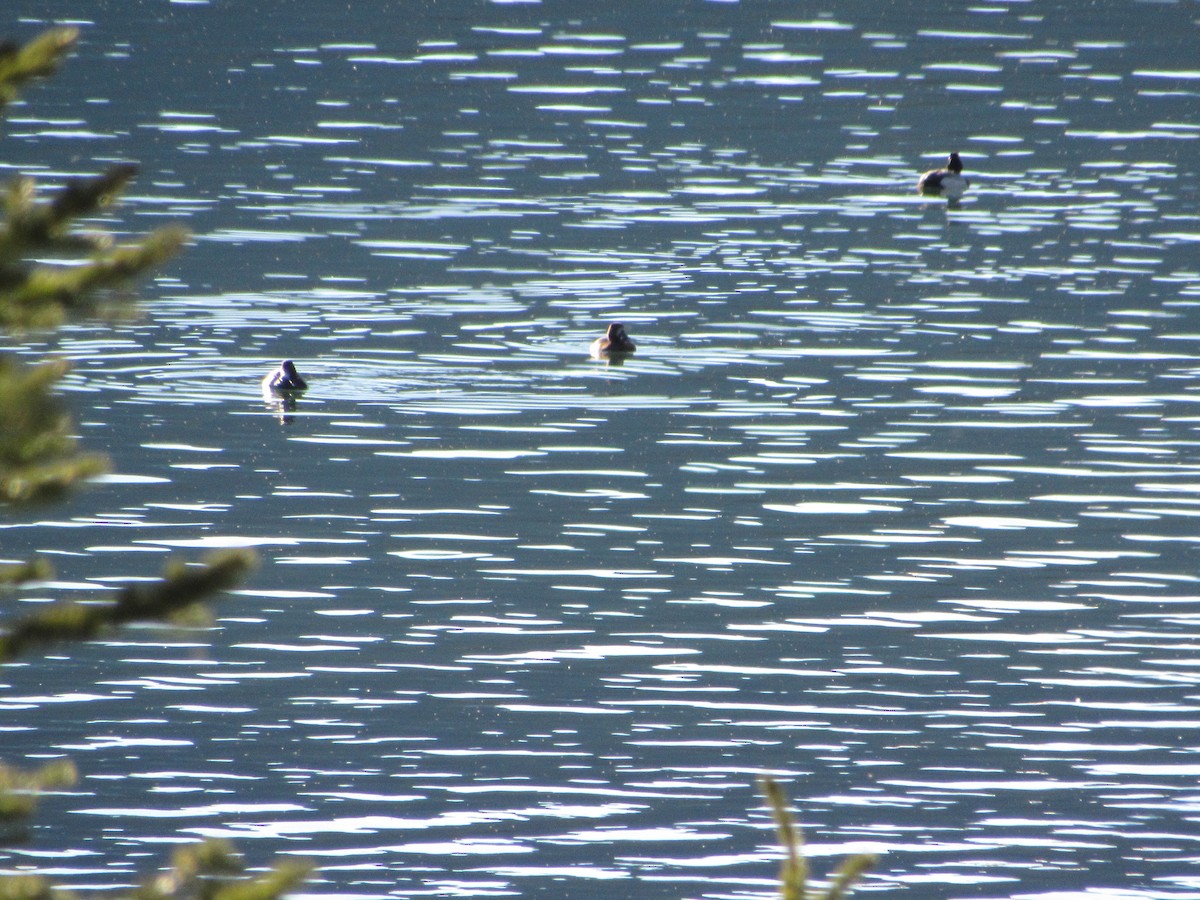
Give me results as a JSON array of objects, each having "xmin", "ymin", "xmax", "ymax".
[
  {"xmin": 590, "ymin": 322, "xmax": 637, "ymax": 362},
  {"xmin": 917, "ymin": 151, "xmax": 969, "ymax": 201},
  {"xmin": 262, "ymin": 359, "xmax": 307, "ymax": 421}
]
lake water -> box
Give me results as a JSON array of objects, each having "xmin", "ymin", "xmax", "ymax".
[{"xmin": 3, "ymin": 1, "xmax": 1200, "ymax": 898}]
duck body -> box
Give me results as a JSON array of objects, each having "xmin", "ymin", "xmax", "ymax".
[
  {"xmin": 590, "ymin": 323, "xmax": 637, "ymax": 358},
  {"xmin": 918, "ymin": 152, "xmax": 969, "ymax": 198},
  {"xmin": 262, "ymin": 360, "xmax": 308, "ymax": 393}
]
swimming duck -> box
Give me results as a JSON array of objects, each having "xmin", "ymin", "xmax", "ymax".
[
  {"xmin": 262, "ymin": 360, "xmax": 308, "ymax": 393},
  {"xmin": 917, "ymin": 151, "xmax": 969, "ymax": 198},
  {"xmin": 590, "ymin": 322, "xmax": 637, "ymax": 358}
]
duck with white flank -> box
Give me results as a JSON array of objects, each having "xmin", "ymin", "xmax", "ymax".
[
  {"xmin": 917, "ymin": 151, "xmax": 969, "ymax": 198},
  {"xmin": 590, "ymin": 323, "xmax": 637, "ymax": 359},
  {"xmin": 262, "ymin": 360, "xmax": 308, "ymax": 394}
]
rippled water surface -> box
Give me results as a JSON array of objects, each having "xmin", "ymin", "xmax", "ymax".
[{"xmin": 4, "ymin": 1, "xmax": 1200, "ymax": 898}]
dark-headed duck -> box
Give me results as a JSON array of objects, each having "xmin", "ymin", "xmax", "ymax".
[
  {"xmin": 262, "ymin": 359, "xmax": 308, "ymax": 393},
  {"xmin": 590, "ymin": 322, "xmax": 637, "ymax": 358},
  {"xmin": 917, "ymin": 151, "xmax": 969, "ymax": 198}
]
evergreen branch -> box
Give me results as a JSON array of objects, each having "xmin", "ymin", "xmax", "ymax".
[
  {"xmin": 0, "ymin": 760, "xmax": 77, "ymax": 822},
  {"xmin": 0, "ymin": 27, "xmax": 305, "ymax": 900},
  {"xmin": 0, "ymin": 165, "xmax": 138, "ymax": 262},
  {"xmin": 0, "ymin": 224, "xmax": 189, "ymax": 329},
  {"xmin": 0, "ymin": 873, "xmax": 65, "ymax": 900},
  {"xmin": 50, "ymin": 163, "xmax": 140, "ymax": 221},
  {"xmin": 0, "ymin": 355, "xmax": 109, "ymax": 504},
  {"xmin": 761, "ymin": 775, "xmax": 809, "ymax": 900},
  {"xmin": 758, "ymin": 776, "xmax": 875, "ymax": 900},
  {"xmin": 0, "ymin": 840, "xmax": 311, "ymax": 900},
  {"xmin": 0, "ymin": 452, "xmax": 108, "ymax": 505},
  {"xmin": 28, "ymin": 224, "xmax": 188, "ymax": 296},
  {"xmin": 133, "ymin": 841, "xmax": 312, "ymax": 900},
  {"xmin": 0, "ymin": 557, "xmax": 53, "ymax": 587},
  {"xmin": 0, "ymin": 27, "xmax": 79, "ymax": 111},
  {"xmin": 0, "ymin": 164, "xmax": 187, "ymax": 329},
  {"xmin": 825, "ymin": 854, "xmax": 877, "ymax": 900},
  {"xmin": 0, "ymin": 550, "xmax": 257, "ymax": 664},
  {"xmin": 210, "ymin": 862, "xmax": 313, "ymax": 900}
]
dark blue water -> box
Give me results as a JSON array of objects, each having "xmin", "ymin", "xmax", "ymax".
[{"xmin": 3, "ymin": 1, "xmax": 1200, "ymax": 898}]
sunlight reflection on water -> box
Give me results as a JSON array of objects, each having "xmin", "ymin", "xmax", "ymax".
[{"xmin": 5, "ymin": 0, "xmax": 1200, "ymax": 898}]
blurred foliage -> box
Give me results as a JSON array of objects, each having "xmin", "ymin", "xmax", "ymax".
[
  {"xmin": 0, "ymin": 555, "xmax": 51, "ymax": 588},
  {"xmin": 0, "ymin": 760, "xmax": 76, "ymax": 824},
  {"xmin": 0, "ymin": 24, "xmax": 294, "ymax": 900},
  {"xmin": 760, "ymin": 776, "xmax": 876, "ymax": 900},
  {"xmin": 0, "ymin": 163, "xmax": 189, "ymax": 330},
  {"xmin": 0, "ymin": 840, "xmax": 312, "ymax": 900},
  {"xmin": 0, "ymin": 549, "xmax": 256, "ymax": 664},
  {"xmin": 0, "ymin": 24, "xmax": 187, "ymax": 504},
  {"xmin": 0, "ymin": 28, "xmax": 189, "ymax": 331},
  {"xmin": 0, "ymin": 27, "xmax": 78, "ymax": 111},
  {"xmin": 0, "ymin": 355, "xmax": 107, "ymax": 504}
]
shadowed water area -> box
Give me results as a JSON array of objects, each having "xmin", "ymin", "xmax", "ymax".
[{"xmin": 3, "ymin": 0, "xmax": 1200, "ymax": 897}]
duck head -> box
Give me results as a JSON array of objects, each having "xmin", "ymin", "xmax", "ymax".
[{"xmin": 605, "ymin": 323, "xmax": 635, "ymax": 352}]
